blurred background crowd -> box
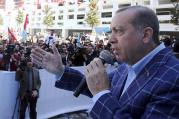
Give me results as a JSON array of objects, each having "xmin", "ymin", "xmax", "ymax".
[
  {"xmin": 0, "ymin": 31, "xmax": 115, "ymax": 71},
  {"xmin": 0, "ymin": 31, "xmax": 179, "ymax": 71}
]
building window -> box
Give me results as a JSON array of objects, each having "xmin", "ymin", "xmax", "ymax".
[
  {"xmin": 158, "ymin": 0, "xmax": 171, "ymax": 4},
  {"xmin": 58, "ymin": 22, "xmax": 63, "ymax": 25},
  {"xmin": 53, "ymin": 16, "xmax": 55, "ymax": 20},
  {"xmin": 103, "ymin": 5, "xmax": 113, "ymax": 9},
  {"xmin": 159, "ymin": 20, "xmax": 170, "ymax": 23},
  {"xmin": 118, "ymin": 4, "xmax": 131, "ymax": 8},
  {"xmin": 156, "ymin": 8, "xmax": 173, "ymax": 15},
  {"xmin": 52, "ymin": 11, "xmax": 55, "ymax": 14},
  {"xmin": 37, "ymin": 17, "xmax": 41, "ymax": 21},
  {"xmin": 68, "ymin": 15, "xmax": 74, "ymax": 19},
  {"xmin": 101, "ymin": 12, "xmax": 112, "ymax": 18},
  {"xmin": 143, "ymin": 0, "xmax": 150, "ymax": 5},
  {"xmin": 58, "ymin": 1, "xmax": 64, "ymax": 6},
  {"xmin": 77, "ymin": 14, "xmax": 85, "ymax": 19},
  {"xmin": 59, "ymin": 10, "xmax": 63, "ymax": 14},
  {"xmin": 102, "ymin": 21, "xmax": 111, "ymax": 24},
  {"xmin": 58, "ymin": 15, "xmax": 63, "ymax": 20},
  {"xmin": 77, "ymin": 21, "xmax": 83, "ymax": 25},
  {"xmin": 78, "ymin": 8, "xmax": 85, "ymax": 11},
  {"xmin": 69, "ymin": 1, "xmax": 75, "ymax": 5},
  {"xmin": 36, "ymin": 23, "xmax": 40, "ymax": 26},
  {"xmin": 156, "ymin": 11, "xmax": 170, "ymax": 15},
  {"xmin": 68, "ymin": 9, "xmax": 74, "ymax": 12}
]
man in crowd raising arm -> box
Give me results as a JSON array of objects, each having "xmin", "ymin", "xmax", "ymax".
[{"xmin": 31, "ymin": 6, "xmax": 179, "ymax": 119}]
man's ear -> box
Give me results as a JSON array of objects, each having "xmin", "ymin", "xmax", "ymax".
[{"xmin": 142, "ymin": 27, "xmax": 153, "ymax": 43}]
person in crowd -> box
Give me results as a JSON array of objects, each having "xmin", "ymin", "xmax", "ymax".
[
  {"xmin": 44, "ymin": 30, "xmax": 56, "ymax": 48},
  {"xmin": 10, "ymin": 49, "xmax": 21, "ymax": 71},
  {"xmin": 15, "ymin": 58, "xmax": 41, "ymax": 119},
  {"xmin": 95, "ymin": 40, "xmax": 104, "ymax": 56},
  {"xmin": 173, "ymin": 39, "xmax": 179, "ymax": 59},
  {"xmin": 31, "ymin": 6, "xmax": 179, "ymax": 119},
  {"xmin": 0, "ymin": 45, "xmax": 4, "ymax": 70},
  {"xmin": 84, "ymin": 43, "xmax": 98, "ymax": 65},
  {"xmin": 3, "ymin": 44, "xmax": 15, "ymax": 71},
  {"xmin": 162, "ymin": 36, "xmax": 173, "ymax": 48},
  {"xmin": 71, "ymin": 46, "xmax": 88, "ymax": 66}
]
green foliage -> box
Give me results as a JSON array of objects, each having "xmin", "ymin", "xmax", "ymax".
[
  {"xmin": 0, "ymin": 14, "xmax": 3, "ymax": 25},
  {"xmin": 16, "ymin": 10, "xmax": 24, "ymax": 25},
  {"xmin": 170, "ymin": 0, "xmax": 179, "ymax": 25},
  {"xmin": 171, "ymin": 9, "xmax": 179, "ymax": 25},
  {"xmin": 85, "ymin": 0, "xmax": 100, "ymax": 29},
  {"xmin": 42, "ymin": 5, "xmax": 54, "ymax": 28}
]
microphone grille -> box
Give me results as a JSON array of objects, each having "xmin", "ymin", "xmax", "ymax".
[{"xmin": 99, "ymin": 50, "xmax": 113, "ymax": 65}]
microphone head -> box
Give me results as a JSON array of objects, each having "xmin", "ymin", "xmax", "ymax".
[{"xmin": 99, "ymin": 50, "xmax": 114, "ymax": 65}]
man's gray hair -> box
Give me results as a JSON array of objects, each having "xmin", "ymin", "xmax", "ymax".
[{"xmin": 116, "ymin": 6, "xmax": 160, "ymax": 45}]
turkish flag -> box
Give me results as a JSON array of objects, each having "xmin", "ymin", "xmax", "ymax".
[
  {"xmin": 8, "ymin": 28, "xmax": 17, "ymax": 43},
  {"xmin": 23, "ymin": 14, "xmax": 29, "ymax": 31}
]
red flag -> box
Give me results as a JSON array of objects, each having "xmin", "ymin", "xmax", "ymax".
[
  {"xmin": 8, "ymin": 28, "xmax": 17, "ymax": 43},
  {"xmin": 23, "ymin": 14, "xmax": 29, "ymax": 31}
]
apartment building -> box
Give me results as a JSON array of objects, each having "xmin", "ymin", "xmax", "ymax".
[
  {"xmin": 29, "ymin": 0, "xmax": 178, "ymax": 39},
  {"xmin": 0, "ymin": 0, "xmax": 178, "ymax": 39}
]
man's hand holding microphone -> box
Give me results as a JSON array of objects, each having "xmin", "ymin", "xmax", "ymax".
[{"xmin": 85, "ymin": 58, "xmax": 110, "ymax": 96}]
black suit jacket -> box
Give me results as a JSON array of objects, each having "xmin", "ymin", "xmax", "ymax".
[{"xmin": 15, "ymin": 67, "xmax": 41, "ymax": 99}]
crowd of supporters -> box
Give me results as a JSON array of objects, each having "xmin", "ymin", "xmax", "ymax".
[
  {"xmin": 162, "ymin": 36, "xmax": 179, "ymax": 58},
  {"xmin": 0, "ymin": 35, "xmax": 118, "ymax": 71},
  {"xmin": 0, "ymin": 34, "xmax": 178, "ymax": 71}
]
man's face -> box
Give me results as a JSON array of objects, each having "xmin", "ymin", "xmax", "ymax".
[
  {"xmin": 109, "ymin": 10, "xmax": 144, "ymax": 65},
  {"xmin": 50, "ymin": 30, "xmax": 54, "ymax": 36},
  {"xmin": 15, "ymin": 45, "xmax": 19, "ymax": 50}
]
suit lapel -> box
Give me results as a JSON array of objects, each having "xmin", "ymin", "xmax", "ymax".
[
  {"xmin": 119, "ymin": 48, "xmax": 172, "ymax": 106},
  {"xmin": 111, "ymin": 64, "xmax": 128, "ymax": 99}
]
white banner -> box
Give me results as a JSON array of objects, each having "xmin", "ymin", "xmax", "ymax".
[
  {"xmin": 0, "ymin": 65, "xmax": 116, "ymax": 119},
  {"xmin": 0, "ymin": 67, "xmax": 93, "ymax": 119}
]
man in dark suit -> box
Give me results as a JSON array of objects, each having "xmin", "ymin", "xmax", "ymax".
[
  {"xmin": 31, "ymin": 6, "xmax": 179, "ymax": 119},
  {"xmin": 16, "ymin": 60, "xmax": 41, "ymax": 119}
]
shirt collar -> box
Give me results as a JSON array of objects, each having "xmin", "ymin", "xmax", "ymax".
[{"xmin": 128, "ymin": 43, "xmax": 165, "ymax": 75}]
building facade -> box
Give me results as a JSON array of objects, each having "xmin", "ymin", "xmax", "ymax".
[{"xmin": 0, "ymin": 0, "xmax": 179, "ymax": 39}]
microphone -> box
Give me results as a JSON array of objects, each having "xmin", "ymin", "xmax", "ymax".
[{"xmin": 73, "ymin": 50, "xmax": 113, "ymax": 97}]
